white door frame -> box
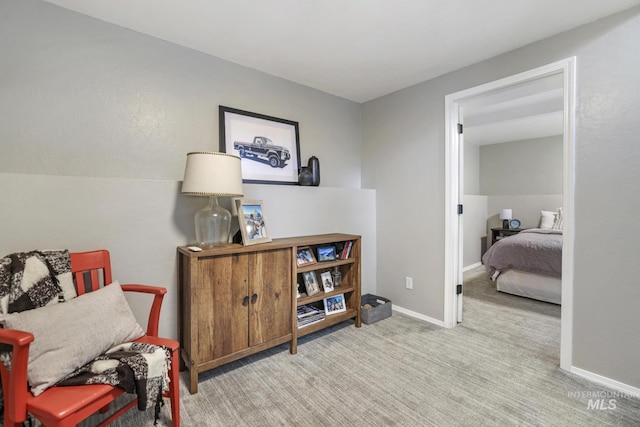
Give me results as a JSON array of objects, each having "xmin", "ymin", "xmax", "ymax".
[{"xmin": 444, "ymin": 57, "xmax": 576, "ymax": 371}]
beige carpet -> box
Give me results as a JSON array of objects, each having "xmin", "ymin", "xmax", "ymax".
[{"xmin": 77, "ymin": 266, "xmax": 640, "ymax": 426}]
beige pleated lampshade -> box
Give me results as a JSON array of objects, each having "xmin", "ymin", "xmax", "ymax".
[{"xmin": 181, "ymin": 152, "xmax": 243, "ymax": 197}]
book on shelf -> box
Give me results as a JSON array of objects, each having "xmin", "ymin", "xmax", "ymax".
[
  {"xmin": 297, "ymin": 304, "xmax": 322, "ymax": 318},
  {"xmin": 298, "ymin": 316, "xmax": 324, "ymax": 328},
  {"xmin": 297, "ymin": 304, "xmax": 325, "ymax": 328},
  {"xmin": 340, "ymin": 240, "xmax": 353, "ymax": 259}
]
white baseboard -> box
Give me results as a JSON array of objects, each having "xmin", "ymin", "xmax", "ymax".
[
  {"xmin": 392, "ymin": 305, "xmax": 446, "ymax": 328},
  {"xmin": 463, "ymin": 262, "xmax": 482, "ymax": 272},
  {"xmin": 571, "ymin": 366, "xmax": 640, "ymax": 399}
]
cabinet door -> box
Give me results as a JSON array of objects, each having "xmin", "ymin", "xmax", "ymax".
[
  {"xmin": 198, "ymin": 254, "xmax": 250, "ymax": 360},
  {"xmin": 248, "ymin": 249, "xmax": 292, "ymax": 347}
]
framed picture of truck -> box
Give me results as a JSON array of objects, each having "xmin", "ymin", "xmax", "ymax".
[{"xmin": 219, "ymin": 106, "xmax": 301, "ymax": 185}]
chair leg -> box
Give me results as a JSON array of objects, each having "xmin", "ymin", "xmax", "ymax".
[{"xmin": 168, "ymin": 347, "xmax": 181, "ymax": 427}]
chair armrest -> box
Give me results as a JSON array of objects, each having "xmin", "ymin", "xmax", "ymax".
[
  {"xmin": 120, "ymin": 284, "xmax": 167, "ymax": 337},
  {"xmin": 0, "ymin": 328, "xmax": 34, "ymax": 424},
  {"xmin": 0, "ymin": 328, "xmax": 34, "ymax": 347}
]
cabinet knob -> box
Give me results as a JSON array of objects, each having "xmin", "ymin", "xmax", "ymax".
[
  {"xmin": 242, "ymin": 296, "xmax": 250, "ymax": 306},
  {"xmin": 251, "ymin": 293, "xmax": 258, "ymax": 303}
]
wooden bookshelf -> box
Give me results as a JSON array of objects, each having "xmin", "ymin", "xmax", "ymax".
[{"xmin": 177, "ymin": 233, "xmax": 361, "ymax": 394}]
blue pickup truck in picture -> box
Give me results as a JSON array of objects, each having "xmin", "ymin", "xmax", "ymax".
[{"xmin": 233, "ymin": 136, "xmax": 291, "ymax": 168}]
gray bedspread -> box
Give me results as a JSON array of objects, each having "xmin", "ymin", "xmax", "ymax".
[{"xmin": 482, "ymin": 228, "xmax": 562, "ymax": 279}]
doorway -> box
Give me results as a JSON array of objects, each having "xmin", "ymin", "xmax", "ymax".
[{"xmin": 444, "ymin": 58, "xmax": 576, "ymax": 371}]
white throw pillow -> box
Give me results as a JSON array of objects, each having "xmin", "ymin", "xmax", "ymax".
[
  {"xmin": 539, "ymin": 210, "xmax": 557, "ymax": 229},
  {"xmin": 0, "ymin": 281, "xmax": 145, "ymax": 396}
]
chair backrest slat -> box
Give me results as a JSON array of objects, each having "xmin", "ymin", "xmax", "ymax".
[{"xmin": 69, "ymin": 250, "xmax": 113, "ymax": 296}]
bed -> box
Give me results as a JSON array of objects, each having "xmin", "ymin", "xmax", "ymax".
[{"xmin": 482, "ymin": 228, "xmax": 562, "ymax": 304}]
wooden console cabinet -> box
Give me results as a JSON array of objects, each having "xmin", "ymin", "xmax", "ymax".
[{"xmin": 177, "ymin": 233, "xmax": 361, "ymax": 394}]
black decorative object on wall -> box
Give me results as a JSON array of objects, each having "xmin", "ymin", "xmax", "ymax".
[
  {"xmin": 308, "ymin": 156, "xmax": 320, "ymax": 186},
  {"xmin": 298, "ymin": 166, "xmax": 313, "ymax": 185},
  {"xmin": 299, "ymin": 156, "xmax": 320, "ymax": 186}
]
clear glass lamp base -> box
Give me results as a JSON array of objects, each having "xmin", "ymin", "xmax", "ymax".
[{"xmin": 195, "ymin": 196, "xmax": 231, "ymax": 246}]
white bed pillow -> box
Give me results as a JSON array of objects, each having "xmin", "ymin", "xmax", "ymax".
[
  {"xmin": 539, "ymin": 210, "xmax": 557, "ymax": 229},
  {"xmin": 0, "ymin": 280, "xmax": 145, "ymax": 396},
  {"xmin": 552, "ymin": 207, "xmax": 564, "ymax": 230}
]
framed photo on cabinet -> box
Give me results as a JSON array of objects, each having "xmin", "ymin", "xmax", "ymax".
[
  {"xmin": 324, "ymin": 294, "xmax": 346, "ymax": 315},
  {"xmin": 320, "ymin": 271, "xmax": 334, "ymax": 292},
  {"xmin": 296, "ymin": 247, "xmax": 317, "ymax": 267},
  {"xmin": 235, "ymin": 199, "xmax": 272, "ymax": 246},
  {"xmin": 302, "ymin": 271, "xmax": 320, "ymax": 297}
]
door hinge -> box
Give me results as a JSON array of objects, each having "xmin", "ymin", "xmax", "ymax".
[
  {"xmin": 456, "ymin": 284, "xmax": 463, "ymax": 295},
  {"xmin": 457, "ymin": 204, "xmax": 463, "ymax": 215},
  {"xmin": 457, "ymin": 123, "xmax": 463, "ymax": 134}
]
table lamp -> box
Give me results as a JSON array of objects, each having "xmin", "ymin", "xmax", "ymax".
[
  {"xmin": 181, "ymin": 152, "xmax": 243, "ymax": 246},
  {"xmin": 500, "ymin": 209, "xmax": 513, "ymax": 229}
]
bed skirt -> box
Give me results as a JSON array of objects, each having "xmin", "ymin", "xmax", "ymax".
[{"xmin": 496, "ymin": 269, "xmax": 561, "ymax": 305}]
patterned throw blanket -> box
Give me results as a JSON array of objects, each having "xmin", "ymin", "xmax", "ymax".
[
  {"xmin": 0, "ymin": 250, "xmax": 75, "ymax": 315},
  {"xmin": 58, "ymin": 341, "xmax": 169, "ymax": 422},
  {"xmin": 0, "ymin": 250, "xmax": 168, "ymax": 424}
]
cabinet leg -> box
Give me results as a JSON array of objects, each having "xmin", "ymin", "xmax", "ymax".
[
  {"xmin": 290, "ymin": 339, "xmax": 297, "ymax": 355},
  {"xmin": 189, "ymin": 368, "xmax": 199, "ymax": 394}
]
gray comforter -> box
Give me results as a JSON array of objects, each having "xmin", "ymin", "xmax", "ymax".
[{"xmin": 482, "ymin": 228, "xmax": 562, "ymax": 279}]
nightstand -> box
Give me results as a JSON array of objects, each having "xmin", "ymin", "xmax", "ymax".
[{"xmin": 491, "ymin": 228, "xmax": 526, "ymax": 245}]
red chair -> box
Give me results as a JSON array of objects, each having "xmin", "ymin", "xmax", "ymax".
[{"xmin": 0, "ymin": 250, "xmax": 180, "ymax": 426}]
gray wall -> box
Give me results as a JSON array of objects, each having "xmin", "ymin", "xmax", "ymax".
[
  {"xmin": 362, "ymin": 7, "xmax": 640, "ymax": 388},
  {"xmin": 482, "ymin": 136, "xmax": 564, "ymax": 235},
  {"xmin": 0, "ymin": 0, "xmax": 376, "ymax": 340},
  {"xmin": 0, "ymin": 0, "xmax": 362, "ymax": 186},
  {"xmin": 464, "ymin": 142, "xmax": 481, "ymax": 195},
  {"xmin": 480, "ymin": 136, "xmax": 563, "ymax": 195}
]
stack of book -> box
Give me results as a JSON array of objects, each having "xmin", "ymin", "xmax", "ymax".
[
  {"xmin": 297, "ymin": 304, "xmax": 325, "ymax": 328},
  {"xmin": 340, "ymin": 240, "xmax": 353, "ymax": 259}
]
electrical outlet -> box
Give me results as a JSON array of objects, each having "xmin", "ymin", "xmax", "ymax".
[{"xmin": 405, "ymin": 276, "xmax": 413, "ymax": 290}]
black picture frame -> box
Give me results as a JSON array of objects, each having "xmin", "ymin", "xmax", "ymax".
[
  {"xmin": 316, "ymin": 246, "xmax": 337, "ymax": 262},
  {"xmin": 219, "ymin": 106, "xmax": 301, "ymax": 185}
]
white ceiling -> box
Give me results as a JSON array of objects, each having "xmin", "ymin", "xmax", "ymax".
[
  {"xmin": 42, "ymin": 0, "xmax": 640, "ymax": 103},
  {"xmin": 463, "ymin": 73, "xmax": 565, "ymax": 146}
]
